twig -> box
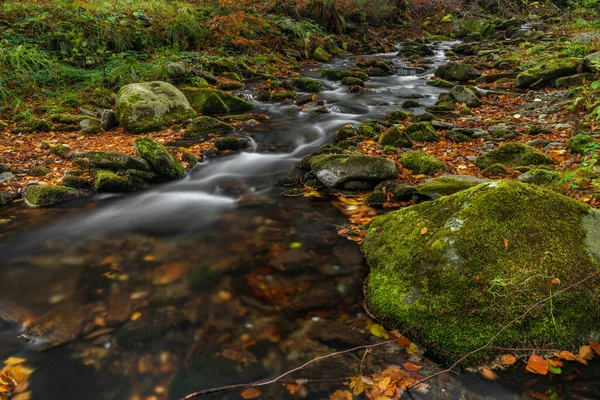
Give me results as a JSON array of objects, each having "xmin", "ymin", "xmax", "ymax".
[
  {"xmin": 179, "ymin": 340, "xmax": 394, "ymax": 399},
  {"xmin": 408, "ymin": 272, "xmax": 599, "ymax": 390}
]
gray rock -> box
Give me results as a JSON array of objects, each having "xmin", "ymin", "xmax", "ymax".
[
  {"xmin": 527, "ymin": 139, "xmax": 551, "ymax": 147},
  {"xmin": 0, "ymin": 172, "xmax": 15, "ymax": 183},
  {"xmin": 74, "ymin": 151, "xmax": 150, "ymax": 171},
  {"xmin": 167, "ymin": 63, "xmax": 186, "ymax": 84},
  {"xmin": 434, "ymin": 62, "xmax": 482, "ymax": 82},
  {"xmin": 431, "ymin": 121, "xmax": 455, "ymax": 130},
  {"xmin": 80, "ymin": 118, "xmax": 101, "ymax": 134},
  {"xmin": 310, "ymin": 154, "xmax": 397, "ymax": 188},
  {"xmin": 101, "ymin": 110, "xmax": 118, "ymax": 131},
  {"xmin": 543, "ymin": 142, "xmax": 565, "ymax": 151},
  {"xmin": 449, "ymin": 85, "xmax": 483, "ymax": 107},
  {"xmin": 80, "ymin": 108, "xmax": 98, "ymax": 117}
]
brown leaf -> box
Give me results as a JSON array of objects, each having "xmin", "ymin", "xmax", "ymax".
[
  {"xmin": 590, "ymin": 341, "xmax": 600, "ymax": 355},
  {"xmin": 403, "ymin": 361, "xmax": 423, "ymax": 372},
  {"xmin": 579, "ymin": 345, "xmax": 594, "ymax": 360},
  {"xmin": 556, "ymin": 350, "xmax": 576, "ymax": 361},
  {"xmin": 501, "ymin": 354, "xmax": 517, "ymax": 365},
  {"xmin": 503, "ymin": 238, "xmax": 509, "ymax": 250},
  {"xmin": 241, "ymin": 388, "xmax": 261, "ymax": 399},
  {"xmin": 526, "ymin": 354, "xmax": 548, "ymax": 375},
  {"xmin": 548, "ymin": 359, "xmax": 563, "ymax": 367}
]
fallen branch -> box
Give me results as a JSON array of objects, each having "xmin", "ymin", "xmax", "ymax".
[
  {"xmin": 179, "ymin": 340, "xmax": 394, "ymax": 399},
  {"xmin": 408, "ymin": 272, "xmax": 600, "ymax": 390}
]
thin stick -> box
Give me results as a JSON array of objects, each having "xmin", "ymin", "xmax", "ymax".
[
  {"xmin": 408, "ymin": 272, "xmax": 599, "ymax": 389},
  {"xmin": 179, "ymin": 340, "xmax": 393, "ymax": 399}
]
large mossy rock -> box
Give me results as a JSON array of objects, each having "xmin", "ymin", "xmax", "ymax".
[
  {"xmin": 449, "ymin": 86, "xmax": 482, "ymax": 107},
  {"xmin": 363, "ymin": 180, "xmax": 600, "ymax": 365},
  {"xmin": 434, "ymin": 62, "xmax": 481, "ymax": 82},
  {"xmin": 514, "ymin": 58, "xmax": 582, "ymax": 89},
  {"xmin": 23, "ymin": 185, "xmax": 86, "ymax": 207},
  {"xmin": 292, "ymin": 77, "xmax": 324, "ymax": 93},
  {"xmin": 94, "ymin": 170, "xmax": 145, "ymax": 192},
  {"xmin": 180, "ymin": 88, "xmax": 253, "ymax": 114},
  {"xmin": 74, "ymin": 151, "xmax": 150, "ymax": 171},
  {"xmin": 416, "ymin": 175, "xmax": 488, "ymax": 199},
  {"xmin": 134, "ymin": 137, "xmax": 185, "ymax": 180},
  {"xmin": 584, "ymin": 51, "xmax": 600, "ymax": 72},
  {"xmin": 115, "ymin": 81, "xmax": 196, "ymax": 133},
  {"xmin": 309, "ymin": 154, "xmax": 397, "ymax": 188},
  {"xmin": 401, "ymin": 151, "xmax": 446, "ymax": 175},
  {"xmin": 379, "ymin": 126, "xmax": 413, "ymax": 148},
  {"xmin": 474, "ymin": 143, "xmax": 553, "ymax": 169},
  {"xmin": 183, "ymin": 116, "xmax": 235, "ymax": 140}
]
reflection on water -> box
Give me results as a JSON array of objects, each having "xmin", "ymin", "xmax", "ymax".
[{"xmin": 1, "ymin": 42, "xmax": 598, "ymax": 400}]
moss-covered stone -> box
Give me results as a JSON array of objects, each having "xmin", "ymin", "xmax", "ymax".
[
  {"xmin": 116, "ymin": 81, "xmax": 197, "ymax": 133},
  {"xmin": 434, "ymin": 62, "xmax": 481, "ymax": 82},
  {"xmin": 356, "ymin": 59, "xmax": 394, "ymax": 76},
  {"xmin": 341, "ymin": 77, "xmax": 365, "ymax": 87},
  {"xmin": 416, "ymin": 175, "xmax": 488, "ymax": 199},
  {"xmin": 363, "ymin": 180, "xmax": 600, "ymax": 365},
  {"xmin": 445, "ymin": 131, "xmax": 471, "ymax": 143},
  {"xmin": 181, "ymin": 152, "xmax": 199, "ymax": 166},
  {"xmin": 514, "ymin": 58, "xmax": 582, "ymax": 89},
  {"xmin": 62, "ymin": 175, "xmax": 93, "ymax": 190},
  {"xmin": 516, "ymin": 168, "xmax": 561, "ymax": 185},
  {"xmin": 406, "ymin": 122, "xmax": 439, "ymax": 142},
  {"xmin": 474, "ymin": 143, "xmax": 553, "ymax": 169},
  {"xmin": 125, "ymin": 169, "xmax": 157, "ymax": 181},
  {"xmin": 449, "ymin": 86, "xmax": 482, "ymax": 107},
  {"xmin": 180, "ymin": 88, "xmax": 253, "ymax": 114},
  {"xmin": 217, "ymin": 81, "xmax": 244, "ymax": 91},
  {"xmin": 183, "ymin": 116, "xmax": 235, "ymax": 139},
  {"xmin": 310, "ymin": 154, "xmax": 397, "ymax": 188},
  {"xmin": 214, "ymin": 136, "xmax": 250, "ymax": 151},
  {"xmin": 80, "ymin": 119, "xmax": 101, "ymax": 134},
  {"xmin": 0, "ymin": 190, "xmax": 17, "ymax": 206},
  {"xmin": 333, "ymin": 126, "xmax": 357, "ymax": 143},
  {"xmin": 49, "ymin": 114, "xmax": 87, "ymax": 124},
  {"xmin": 75, "ymin": 151, "xmax": 150, "ymax": 171},
  {"xmin": 554, "ymin": 73, "xmax": 596, "ymax": 89},
  {"xmin": 366, "ymin": 192, "xmax": 387, "ymax": 207},
  {"xmin": 28, "ymin": 165, "xmax": 51, "ymax": 176},
  {"xmin": 379, "ymin": 126, "xmax": 413, "ymax": 148},
  {"xmin": 402, "ymin": 100, "xmax": 421, "ymax": 108},
  {"xmin": 426, "ymin": 79, "xmax": 455, "ymax": 88},
  {"xmin": 94, "ymin": 170, "xmax": 144, "ymax": 192},
  {"xmin": 386, "ymin": 110, "xmax": 412, "ymax": 123},
  {"xmin": 401, "ymin": 151, "xmax": 446, "ymax": 175},
  {"xmin": 270, "ymin": 91, "xmax": 297, "ymax": 102},
  {"xmin": 292, "ymin": 77, "xmax": 324, "ymax": 93},
  {"xmin": 482, "ymin": 163, "xmax": 510, "ymax": 175},
  {"xmin": 134, "ymin": 137, "xmax": 185, "ymax": 180},
  {"xmin": 567, "ymin": 134, "xmax": 596, "ymax": 154},
  {"xmin": 23, "ymin": 184, "xmax": 85, "ymax": 207},
  {"xmin": 321, "ymin": 68, "xmax": 369, "ymax": 82}
]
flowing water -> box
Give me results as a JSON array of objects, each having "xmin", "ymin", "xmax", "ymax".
[{"xmin": 1, "ymin": 42, "xmax": 599, "ymax": 400}]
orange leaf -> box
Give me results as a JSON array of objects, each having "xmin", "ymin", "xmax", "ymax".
[
  {"xmin": 503, "ymin": 238, "xmax": 509, "ymax": 250},
  {"xmin": 403, "ymin": 361, "xmax": 422, "ymax": 372},
  {"xmin": 241, "ymin": 388, "xmax": 261, "ymax": 399},
  {"xmin": 329, "ymin": 389, "xmax": 352, "ymax": 400},
  {"xmin": 548, "ymin": 359, "xmax": 563, "ymax": 367},
  {"xmin": 526, "ymin": 354, "xmax": 548, "ymax": 375},
  {"xmin": 420, "ymin": 227, "xmax": 428, "ymax": 235},
  {"xmin": 501, "ymin": 354, "xmax": 517, "ymax": 365},
  {"xmin": 590, "ymin": 341, "xmax": 600, "ymax": 355},
  {"xmin": 579, "ymin": 345, "xmax": 594, "ymax": 360},
  {"xmin": 481, "ymin": 368, "xmax": 499, "ymax": 381},
  {"xmin": 556, "ymin": 351, "xmax": 576, "ymax": 361}
]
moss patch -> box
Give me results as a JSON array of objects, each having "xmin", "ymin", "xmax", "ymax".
[
  {"xmin": 474, "ymin": 143, "xmax": 552, "ymax": 169},
  {"xmin": 23, "ymin": 184, "xmax": 85, "ymax": 207},
  {"xmin": 363, "ymin": 180, "xmax": 600, "ymax": 365},
  {"xmin": 181, "ymin": 88, "xmax": 253, "ymax": 114},
  {"xmin": 401, "ymin": 151, "xmax": 446, "ymax": 175},
  {"xmin": 134, "ymin": 137, "xmax": 185, "ymax": 180},
  {"xmin": 379, "ymin": 126, "xmax": 413, "ymax": 148}
]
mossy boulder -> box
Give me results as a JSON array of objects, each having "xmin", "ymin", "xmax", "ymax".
[
  {"xmin": 379, "ymin": 126, "xmax": 413, "ymax": 148},
  {"xmin": 449, "ymin": 86, "xmax": 482, "ymax": 107},
  {"xmin": 134, "ymin": 137, "xmax": 185, "ymax": 180},
  {"xmin": 406, "ymin": 122, "xmax": 439, "ymax": 142},
  {"xmin": 49, "ymin": 114, "xmax": 87, "ymax": 124},
  {"xmin": 313, "ymin": 47, "xmax": 331, "ymax": 62},
  {"xmin": 80, "ymin": 119, "xmax": 101, "ymax": 134},
  {"xmin": 74, "ymin": 151, "xmax": 150, "ymax": 171},
  {"xmin": 94, "ymin": 170, "xmax": 144, "ymax": 192},
  {"xmin": 363, "ymin": 180, "xmax": 600, "ymax": 365},
  {"xmin": 214, "ymin": 136, "xmax": 250, "ymax": 151},
  {"xmin": 416, "ymin": 175, "xmax": 488, "ymax": 199},
  {"xmin": 554, "ymin": 73, "xmax": 596, "ymax": 89},
  {"xmin": 0, "ymin": 190, "xmax": 17, "ymax": 206},
  {"xmin": 23, "ymin": 185, "xmax": 86, "ymax": 208},
  {"xmin": 183, "ymin": 116, "xmax": 234, "ymax": 140},
  {"xmin": 434, "ymin": 62, "xmax": 482, "ymax": 82},
  {"xmin": 341, "ymin": 77, "xmax": 365, "ymax": 87},
  {"xmin": 180, "ymin": 88, "xmax": 253, "ymax": 114},
  {"xmin": 426, "ymin": 79, "xmax": 455, "ymax": 89},
  {"xmin": 115, "ymin": 81, "xmax": 197, "ymax": 133},
  {"xmin": 516, "ymin": 168, "xmax": 561, "ymax": 185},
  {"xmin": 567, "ymin": 134, "xmax": 596, "ymax": 154},
  {"xmin": 474, "ymin": 143, "xmax": 553, "ymax": 169},
  {"xmin": 401, "ymin": 151, "xmax": 446, "ymax": 175},
  {"xmin": 309, "ymin": 154, "xmax": 397, "ymax": 188},
  {"xmin": 321, "ymin": 68, "xmax": 369, "ymax": 82},
  {"xmin": 292, "ymin": 77, "xmax": 324, "ymax": 93},
  {"xmin": 386, "ymin": 110, "xmax": 412, "ymax": 123},
  {"xmin": 28, "ymin": 165, "xmax": 51, "ymax": 177},
  {"xmin": 270, "ymin": 91, "xmax": 297, "ymax": 102},
  {"xmin": 583, "ymin": 51, "xmax": 600, "ymax": 72},
  {"xmin": 365, "ymin": 192, "xmax": 387, "ymax": 207},
  {"xmin": 514, "ymin": 58, "xmax": 582, "ymax": 89}
]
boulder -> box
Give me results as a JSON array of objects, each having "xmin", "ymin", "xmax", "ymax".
[
  {"xmin": 434, "ymin": 62, "xmax": 482, "ymax": 82},
  {"xmin": 292, "ymin": 77, "xmax": 324, "ymax": 93},
  {"xmin": 167, "ymin": 63, "xmax": 186, "ymax": 84},
  {"xmin": 309, "ymin": 155, "xmax": 397, "ymax": 188},
  {"xmin": 101, "ymin": 109, "xmax": 118, "ymax": 131},
  {"xmin": 363, "ymin": 180, "xmax": 600, "ymax": 365},
  {"xmin": 181, "ymin": 88, "xmax": 253, "ymax": 114},
  {"xmin": 554, "ymin": 73, "xmax": 596, "ymax": 89},
  {"xmin": 134, "ymin": 137, "xmax": 185, "ymax": 180},
  {"xmin": 386, "ymin": 110, "xmax": 412, "ymax": 123},
  {"xmin": 116, "ymin": 81, "xmax": 196, "ymax": 133},
  {"xmin": 321, "ymin": 68, "xmax": 369, "ymax": 82},
  {"xmin": 516, "ymin": 168, "xmax": 561, "ymax": 185},
  {"xmin": 94, "ymin": 170, "xmax": 145, "ymax": 192},
  {"xmin": 583, "ymin": 51, "xmax": 600, "ymax": 72},
  {"xmin": 23, "ymin": 184, "xmax": 86, "ymax": 207},
  {"xmin": 313, "ymin": 47, "xmax": 331, "ymax": 62},
  {"xmin": 449, "ymin": 86, "xmax": 483, "ymax": 107},
  {"xmin": 416, "ymin": 175, "xmax": 489, "ymax": 199},
  {"xmin": 379, "ymin": 126, "xmax": 413, "ymax": 148},
  {"xmin": 474, "ymin": 143, "xmax": 553, "ymax": 169},
  {"xmin": 214, "ymin": 136, "xmax": 250, "ymax": 152},
  {"xmin": 405, "ymin": 122, "xmax": 439, "ymax": 142},
  {"xmin": 401, "ymin": 151, "xmax": 446, "ymax": 175},
  {"xmin": 514, "ymin": 58, "xmax": 582, "ymax": 89},
  {"xmin": 74, "ymin": 151, "xmax": 150, "ymax": 171},
  {"xmin": 80, "ymin": 119, "xmax": 101, "ymax": 134},
  {"xmin": 183, "ymin": 116, "xmax": 235, "ymax": 140}
]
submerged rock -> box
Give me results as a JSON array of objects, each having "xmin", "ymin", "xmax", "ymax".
[
  {"xmin": 363, "ymin": 180, "xmax": 600, "ymax": 365},
  {"xmin": 474, "ymin": 143, "xmax": 553, "ymax": 169},
  {"xmin": 23, "ymin": 184, "xmax": 86, "ymax": 207},
  {"xmin": 115, "ymin": 308, "xmax": 186, "ymax": 349},
  {"xmin": 19, "ymin": 302, "xmax": 85, "ymax": 350},
  {"xmin": 181, "ymin": 88, "xmax": 253, "ymax": 114},
  {"xmin": 416, "ymin": 175, "xmax": 489, "ymax": 199},
  {"xmin": 116, "ymin": 81, "xmax": 196, "ymax": 133},
  {"xmin": 135, "ymin": 137, "xmax": 185, "ymax": 180},
  {"xmin": 309, "ymin": 154, "xmax": 397, "ymax": 188},
  {"xmin": 183, "ymin": 116, "xmax": 235, "ymax": 140}
]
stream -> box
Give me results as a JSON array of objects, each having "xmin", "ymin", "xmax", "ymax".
[{"xmin": 1, "ymin": 42, "xmax": 599, "ymax": 400}]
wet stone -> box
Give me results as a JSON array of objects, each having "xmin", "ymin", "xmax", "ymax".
[
  {"xmin": 115, "ymin": 307, "xmax": 186, "ymax": 349},
  {"xmin": 20, "ymin": 301, "xmax": 85, "ymax": 350}
]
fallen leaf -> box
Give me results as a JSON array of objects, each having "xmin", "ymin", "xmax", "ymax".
[
  {"xmin": 348, "ymin": 376, "xmax": 365, "ymax": 395},
  {"xmin": 501, "ymin": 354, "xmax": 517, "ymax": 365},
  {"xmin": 589, "ymin": 341, "xmax": 600, "ymax": 355},
  {"xmin": 329, "ymin": 389, "xmax": 352, "ymax": 400},
  {"xmin": 526, "ymin": 354, "xmax": 548, "ymax": 375},
  {"xmin": 241, "ymin": 388, "xmax": 261, "ymax": 399},
  {"xmin": 481, "ymin": 367, "xmax": 499, "ymax": 381},
  {"xmin": 403, "ymin": 361, "xmax": 422, "ymax": 372},
  {"xmin": 370, "ymin": 324, "xmax": 389, "ymax": 339},
  {"xmin": 579, "ymin": 345, "xmax": 594, "ymax": 360},
  {"xmin": 556, "ymin": 350, "xmax": 576, "ymax": 361},
  {"xmin": 130, "ymin": 312, "xmax": 142, "ymax": 321},
  {"xmin": 420, "ymin": 227, "xmax": 428, "ymax": 235}
]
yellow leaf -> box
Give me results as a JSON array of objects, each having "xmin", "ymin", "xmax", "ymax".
[
  {"xmin": 130, "ymin": 312, "xmax": 142, "ymax": 321},
  {"xmin": 3, "ymin": 358, "xmax": 26, "ymax": 367},
  {"xmin": 406, "ymin": 342, "xmax": 419, "ymax": 355},
  {"xmin": 370, "ymin": 324, "xmax": 389, "ymax": 339},
  {"xmin": 329, "ymin": 389, "xmax": 352, "ymax": 400},
  {"xmin": 348, "ymin": 376, "xmax": 365, "ymax": 396}
]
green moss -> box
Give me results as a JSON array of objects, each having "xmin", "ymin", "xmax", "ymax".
[
  {"xmin": 445, "ymin": 131, "xmax": 471, "ymax": 143},
  {"xmin": 218, "ymin": 81, "xmax": 244, "ymax": 91},
  {"xmin": 379, "ymin": 126, "xmax": 413, "ymax": 148},
  {"xmin": 321, "ymin": 68, "xmax": 369, "ymax": 82},
  {"xmin": 402, "ymin": 100, "xmax": 421, "ymax": 108},
  {"xmin": 416, "ymin": 175, "xmax": 488, "ymax": 199},
  {"xmin": 62, "ymin": 176, "xmax": 92, "ymax": 190},
  {"xmin": 214, "ymin": 136, "xmax": 250, "ymax": 151},
  {"xmin": 567, "ymin": 134, "xmax": 596, "ymax": 154},
  {"xmin": 134, "ymin": 137, "xmax": 185, "ymax": 180},
  {"xmin": 366, "ymin": 191, "xmax": 387, "ymax": 207},
  {"xmin": 363, "ymin": 181, "xmax": 600, "ymax": 365},
  {"xmin": 341, "ymin": 77, "xmax": 365, "ymax": 87},
  {"xmin": 181, "ymin": 152, "xmax": 199, "ymax": 166},
  {"xmin": 517, "ymin": 168, "xmax": 562, "ymax": 185},
  {"xmin": 183, "ymin": 116, "xmax": 234, "ymax": 139},
  {"xmin": 309, "ymin": 154, "xmax": 398, "ymax": 188},
  {"xmin": 401, "ymin": 151, "xmax": 446, "ymax": 175},
  {"xmin": 23, "ymin": 184, "xmax": 84, "ymax": 207},
  {"xmin": 406, "ymin": 122, "xmax": 439, "ymax": 142},
  {"xmin": 426, "ymin": 79, "xmax": 455, "ymax": 88},
  {"xmin": 28, "ymin": 165, "xmax": 51, "ymax": 176},
  {"xmin": 434, "ymin": 62, "xmax": 481, "ymax": 82},
  {"xmin": 313, "ymin": 46, "xmax": 332, "ymax": 62},
  {"xmin": 292, "ymin": 77, "xmax": 324, "ymax": 93},
  {"xmin": 386, "ymin": 110, "xmax": 412, "ymax": 123},
  {"xmin": 125, "ymin": 169, "xmax": 157, "ymax": 181},
  {"xmin": 75, "ymin": 151, "xmax": 150, "ymax": 171},
  {"xmin": 460, "ymin": 107, "xmax": 472, "ymax": 115},
  {"xmin": 49, "ymin": 114, "xmax": 87, "ymax": 124},
  {"xmin": 514, "ymin": 58, "xmax": 582, "ymax": 89},
  {"xmin": 482, "ymin": 163, "xmax": 510, "ymax": 175},
  {"xmin": 270, "ymin": 91, "xmax": 296, "ymax": 102},
  {"xmin": 94, "ymin": 170, "xmax": 143, "ymax": 192},
  {"xmin": 475, "ymin": 143, "xmax": 553, "ymax": 170}
]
